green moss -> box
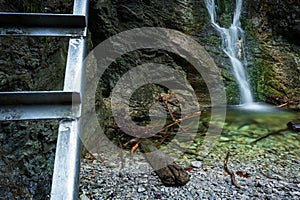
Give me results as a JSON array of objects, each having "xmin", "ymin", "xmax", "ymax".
[
  {"xmin": 225, "ymin": 82, "xmax": 240, "ymax": 104},
  {"xmin": 241, "ymin": 11, "xmax": 287, "ymax": 101},
  {"xmin": 220, "ymin": 69, "xmax": 240, "ymax": 104},
  {"xmin": 250, "ymin": 58, "xmax": 286, "ymax": 101},
  {"xmin": 217, "ymin": 0, "xmax": 233, "ymax": 28},
  {"xmin": 22, "ymin": 1, "xmax": 42, "ymax": 13}
]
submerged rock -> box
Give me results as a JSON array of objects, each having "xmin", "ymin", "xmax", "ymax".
[{"xmin": 287, "ymin": 121, "xmax": 300, "ymax": 132}]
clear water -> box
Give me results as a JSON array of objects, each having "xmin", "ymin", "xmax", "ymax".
[{"xmin": 201, "ymin": 106, "xmax": 300, "ymax": 141}]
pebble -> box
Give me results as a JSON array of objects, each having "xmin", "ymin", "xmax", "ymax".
[
  {"xmin": 80, "ymin": 194, "xmax": 89, "ymax": 200},
  {"xmin": 105, "ymin": 162, "xmax": 118, "ymax": 168},
  {"xmin": 190, "ymin": 161, "xmax": 202, "ymax": 168},
  {"xmin": 137, "ymin": 186, "xmax": 146, "ymax": 193},
  {"xmin": 219, "ymin": 136, "xmax": 231, "ymax": 142}
]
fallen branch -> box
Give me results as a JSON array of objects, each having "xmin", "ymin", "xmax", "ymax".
[
  {"xmin": 276, "ymin": 102, "xmax": 288, "ymax": 108},
  {"xmin": 252, "ymin": 121, "xmax": 300, "ymax": 143},
  {"xmin": 224, "ymin": 151, "xmax": 241, "ymax": 188},
  {"xmin": 276, "ymin": 99, "xmax": 300, "ymax": 109},
  {"xmin": 140, "ymin": 139, "xmax": 190, "ymax": 186},
  {"xmin": 251, "ymin": 128, "xmax": 287, "ymax": 144}
]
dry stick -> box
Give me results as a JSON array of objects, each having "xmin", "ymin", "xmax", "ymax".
[
  {"xmin": 161, "ymin": 95, "xmax": 186, "ymax": 132},
  {"xmin": 161, "ymin": 94, "xmax": 177, "ymax": 122},
  {"xmin": 276, "ymin": 102, "xmax": 289, "ymax": 108},
  {"xmin": 224, "ymin": 151, "xmax": 242, "ymax": 188},
  {"xmin": 276, "ymin": 99, "xmax": 300, "ymax": 108},
  {"xmin": 157, "ymin": 129, "xmax": 172, "ymax": 146},
  {"xmin": 157, "ymin": 111, "xmax": 202, "ymax": 145},
  {"xmin": 159, "ymin": 111, "xmax": 202, "ymax": 133}
]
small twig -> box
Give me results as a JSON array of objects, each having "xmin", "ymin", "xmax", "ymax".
[
  {"xmin": 157, "ymin": 129, "xmax": 173, "ymax": 146},
  {"xmin": 158, "ymin": 111, "xmax": 201, "ymax": 133},
  {"xmin": 260, "ymin": 170, "xmax": 279, "ymax": 180},
  {"xmin": 161, "ymin": 94, "xmax": 177, "ymax": 122},
  {"xmin": 224, "ymin": 151, "xmax": 241, "ymax": 188},
  {"xmin": 130, "ymin": 140, "xmax": 141, "ymax": 153},
  {"xmin": 161, "ymin": 94, "xmax": 186, "ymax": 132},
  {"xmin": 157, "ymin": 111, "xmax": 201, "ymax": 145}
]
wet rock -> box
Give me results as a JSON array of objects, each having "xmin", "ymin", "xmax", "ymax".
[
  {"xmin": 219, "ymin": 136, "xmax": 231, "ymax": 142},
  {"xmin": 190, "ymin": 161, "xmax": 202, "ymax": 168},
  {"xmin": 287, "ymin": 121, "xmax": 300, "ymax": 132}
]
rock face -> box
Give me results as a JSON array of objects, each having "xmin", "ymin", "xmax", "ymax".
[
  {"xmin": 245, "ymin": 0, "xmax": 300, "ymax": 102},
  {"xmin": 0, "ymin": 38, "xmax": 67, "ymax": 199},
  {"xmin": 89, "ymin": 0, "xmax": 300, "ymax": 105},
  {"xmin": 89, "ymin": 0, "xmax": 213, "ymax": 106},
  {"xmin": 247, "ymin": 0, "xmax": 300, "ymax": 45}
]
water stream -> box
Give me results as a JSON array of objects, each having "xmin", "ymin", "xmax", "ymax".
[{"xmin": 204, "ymin": 0, "xmax": 253, "ymax": 105}]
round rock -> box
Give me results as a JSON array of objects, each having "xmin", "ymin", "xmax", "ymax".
[{"xmin": 191, "ymin": 161, "xmax": 202, "ymax": 168}]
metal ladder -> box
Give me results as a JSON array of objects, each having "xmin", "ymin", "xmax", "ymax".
[{"xmin": 0, "ymin": 0, "xmax": 88, "ymax": 199}]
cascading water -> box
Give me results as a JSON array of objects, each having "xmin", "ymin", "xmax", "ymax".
[{"xmin": 204, "ymin": 0, "xmax": 253, "ymax": 105}]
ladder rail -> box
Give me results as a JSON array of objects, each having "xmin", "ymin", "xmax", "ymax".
[
  {"xmin": 50, "ymin": 37, "xmax": 87, "ymax": 199},
  {"xmin": 0, "ymin": 0, "xmax": 89, "ymax": 199},
  {"xmin": 50, "ymin": 0, "xmax": 88, "ymax": 199}
]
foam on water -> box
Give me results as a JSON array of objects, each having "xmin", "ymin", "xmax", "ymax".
[{"xmin": 237, "ymin": 102, "xmax": 277, "ymax": 112}]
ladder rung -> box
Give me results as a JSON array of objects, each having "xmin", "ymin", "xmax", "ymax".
[
  {"xmin": 0, "ymin": 13, "xmax": 86, "ymax": 28},
  {"xmin": 0, "ymin": 13, "xmax": 86, "ymax": 37},
  {"xmin": 0, "ymin": 91, "xmax": 81, "ymax": 104},
  {"xmin": 0, "ymin": 27, "xmax": 86, "ymax": 37},
  {"xmin": 0, "ymin": 91, "xmax": 81, "ymax": 120}
]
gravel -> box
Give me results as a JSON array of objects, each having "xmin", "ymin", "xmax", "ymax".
[
  {"xmin": 79, "ymin": 148, "xmax": 300, "ymax": 200},
  {"xmin": 79, "ymin": 110, "xmax": 300, "ymax": 199}
]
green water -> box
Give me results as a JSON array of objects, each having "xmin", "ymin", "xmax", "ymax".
[
  {"xmin": 182, "ymin": 105, "xmax": 299, "ymax": 181},
  {"xmin": 200, "ymin": 104, "xmax": 299, "ymax": 144}
]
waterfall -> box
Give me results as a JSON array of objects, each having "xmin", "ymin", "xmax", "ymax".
[{"xmin": 204, "ymin": 0, "xmax": 253, "ymax": 104}]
